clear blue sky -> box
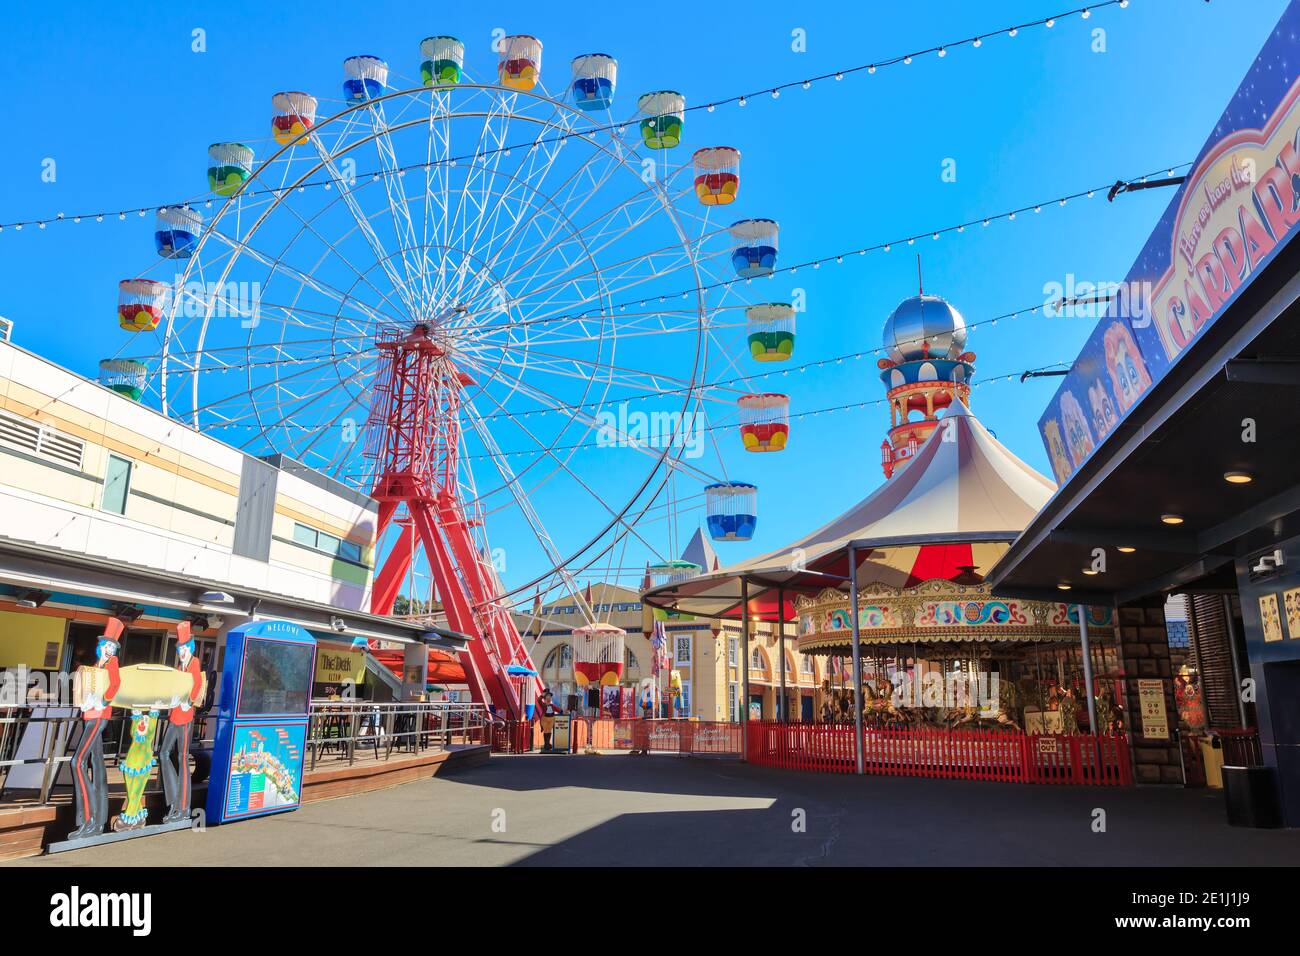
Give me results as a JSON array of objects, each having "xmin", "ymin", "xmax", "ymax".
[{"xmin": 0, "ymin": 0, "xmax": 1288, "ymax": 596}]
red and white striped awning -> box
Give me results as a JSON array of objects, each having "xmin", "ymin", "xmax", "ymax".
[{"xmin": 643, "ymin": 402, "xmax": 1055, "ymax": 622}]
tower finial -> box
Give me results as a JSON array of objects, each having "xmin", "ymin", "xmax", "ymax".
[{"xmin": 916, "ymin": 254, "xmax": 923, "ymax": 296}]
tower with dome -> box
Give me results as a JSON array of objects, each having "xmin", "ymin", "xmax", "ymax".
[{"xmin": 877, "ymin": 294, "xmax": 976, "ymax": 478}]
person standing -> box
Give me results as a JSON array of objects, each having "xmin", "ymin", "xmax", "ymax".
[
  {"xmin": 160, "ymin": 621, "xmax": 204, "ymax": 824},
  {"xmin": 537, "ymin": 689, "xmax": 559, "ymax": 752},
  {"xmin": 70, "ymin": 619, "xmax": 123, "ymax": 840}
]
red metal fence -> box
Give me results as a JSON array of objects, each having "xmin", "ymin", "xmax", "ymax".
[
  {"xmin": 492, "ymin": 718, "xmax": 1131, "ymax": 786},
  {"xmin": 490, "ymin": 718, "xmax": 742, "ymax": 756},
  {"xmin": 745, "ymin": 721, "xmax": 1132, "ymax": 786}
]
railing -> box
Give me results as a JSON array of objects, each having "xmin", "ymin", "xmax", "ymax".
[
  {"xmin": 0, "ymin": 701, "xmax": 490, "ymax": 808},
  {"xmin": 490, "ymin": 717, "xmax": 743, "ymax": 756},
  {"xmin": 307, "ymin": 700, "xmax": 490, "ymax": 769},
  {"xmin": 745, "ymin": 721, "xmax": 1132, "ymax": 786},
  {"xmin": 0, "ymin": 708, "xmax": 82, "ymax": 805},
  {"xmin": 1218, "ymin": 727, "xmax": 1263, "ymax": 767},
  {"xmin": 1, "ymin": 708, "xmax": 216, "ymax": 808}
]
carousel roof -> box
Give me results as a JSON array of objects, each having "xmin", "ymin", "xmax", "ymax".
[{"xmin": 642, "ymin": 401, "xmax": 1055, "ymax": 622}]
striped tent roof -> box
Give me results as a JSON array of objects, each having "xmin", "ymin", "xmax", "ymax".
[{"xmin": 642, "ymin": 401, "xmax": 1055, "ymax": 622}]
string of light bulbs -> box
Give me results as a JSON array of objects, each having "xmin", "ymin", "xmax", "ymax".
[
  {"xmin": 456, "ymin": 361, "xmax": 1072, "ymax": 462},
  {"xmin": 125, "ymin": 153, "xmax": 1190, "ymax": 385},
  {"xmin": 0, "ymin": 0, "xmax": 1133, "ymax": 233}
]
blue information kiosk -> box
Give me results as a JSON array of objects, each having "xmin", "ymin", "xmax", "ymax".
[{"xmin": 207, "ymin": 620, "xmax": 317, "ymax": 825}]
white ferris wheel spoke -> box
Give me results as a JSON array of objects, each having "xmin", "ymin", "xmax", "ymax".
[
  {"xmin": 202, "ymin": 225, "xmax": 404, "ymax": 330},
  {"xmin": 307, "ymin": 135, "xmax": 420, "ymax": 317}
]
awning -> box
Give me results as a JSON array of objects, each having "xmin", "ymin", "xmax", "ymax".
[
  {"xmin": 0, "ymin": 535, "xmax": 464, "ymax": 649},
  {"xmin": 369, "ymin": 646, "xmax": 467, "ymax": 684},
  {"xmin": 989, "ymin": 225, "xmax": 1300, "ymax": 603},
  {"xmin": 989, "ymin": 7, "xmax": 1300, "ymax": 605}
]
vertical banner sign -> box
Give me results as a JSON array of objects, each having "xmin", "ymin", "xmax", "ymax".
[{"xmin": 1137, "ymin": 679, "xmax": 1170, "ymax": 741}]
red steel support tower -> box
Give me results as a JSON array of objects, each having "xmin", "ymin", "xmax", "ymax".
[{"xmin": 365, "ymin": 322, "xmax": 540, "ymax": 718}]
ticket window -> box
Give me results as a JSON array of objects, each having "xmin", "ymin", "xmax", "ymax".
[
  {"xmin": 66, "ymin": 623, "xmax": 104, "ymax": 670},
  {"xmin": 163, "ymin": 634, "xmax": 218, "ymax": 669},
  {"xmin": 122, "ymin": 629, "xmax": 165, "ymax": 666}
]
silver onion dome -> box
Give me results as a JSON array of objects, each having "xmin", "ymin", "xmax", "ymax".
[{"xmin": 882, "ymin": 294, "xmax": 967, "ymax": 363}]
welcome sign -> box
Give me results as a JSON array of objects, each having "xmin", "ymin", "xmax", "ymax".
[{"xmin": 1038, "ymin": 4, "xmax": 1300, "ymax": 482}]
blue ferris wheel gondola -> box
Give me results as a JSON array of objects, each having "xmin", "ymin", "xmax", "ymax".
[
  {"xmin": 154, "ymin": 207, "xmax": 202, "ymax": 259},
  {"xmin": 704, "ymin": 481, "xmax": 758, "ymax": 541},
  {"xmin": 571, "ymin": 54, "xmax": 617, "ymax": 111},
  {"xmin": 729, "ymin": 218, "xmax": 779, "ymax": 279},
  {"xmin": 344, "ymin": 55, "xmax": 388, "ymax": 104}
]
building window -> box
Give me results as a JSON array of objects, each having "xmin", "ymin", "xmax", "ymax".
[
  {"xmin": 625, "ymin": 648, "xmax": 639, "ymax": 672},
  {"xmin": 101, "ymin": 454, "xmax": 132, "ymax": 515},
  {"xmin": 728, "ymin": 682, "xmax": 739, "ymax": 721},
  {"xmin": 293, "ymin": 522, "xmax": 362, "ymax": 563},
  {"xmin": 801, "ymin": 654, "xmax": 815, "ymax": 675},
  {"xmin": 679, "ymin": 680, "xmax": 692, "ymax": 716},
  {"xmin": 728, "ymin": 636, "xmax": 739, "ymax": 666},
  {"xmin": 750, "ymin": 647, "xmax": 765, "ymax": 672},
  {"xmin": 674, "ymin": 634, "xmax": 692, "ymax": 665},
  {"xmin": 543, "ymin": 645, "xmax": 572, "ymax": 672}
]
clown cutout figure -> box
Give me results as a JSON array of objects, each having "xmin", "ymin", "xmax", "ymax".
[
  {"xmin": 1103, "ymin": 321, "xmax": 1153, "ymax": 413},
  {"xmin": 1059, "ymin": 390, "xmax": 1095, "ymax": 468},
  {"xmin": 160, "ymin": 620, "xmax": 205, "ymax": 824},
  {"xmin": 1042, "ymin": 419, "xmax": 1073, "ymax": 483},
  {"xmin": 70, "ymin": 619, "xmax": 123, "ymax": 840}
]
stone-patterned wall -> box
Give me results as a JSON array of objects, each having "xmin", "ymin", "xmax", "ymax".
[{"xmin": 1116, "ymin": 600, "xmax": 1183, "ymax": 784}]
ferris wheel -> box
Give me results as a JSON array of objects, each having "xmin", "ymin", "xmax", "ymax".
[{"xmin": 106, "ymin": 34, "xmax": 796, "ymax": 714}]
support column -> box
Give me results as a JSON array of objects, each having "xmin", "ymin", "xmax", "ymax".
[
  {"xmin": 740, "ymin": 577, "xmax": 750, "ymax": 757},
  {"xmin": 778, "ymin": 587, "xmax": 787, "ymax": 723},
  {"xmin": 1116, "ymin": 599, "xmax": 1182, "ymax": 784},
  {"xmin": 848, "ymin": 545, "xmax": 864, "ymax": 775},
  {"xmin": 1078, "ymin": 607, "xmax": 1098, "ymax": 732}
]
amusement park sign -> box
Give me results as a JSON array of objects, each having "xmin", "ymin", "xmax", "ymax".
[{"xmin": 1038, "ymin": 4, "xmax": 1300, "ymax": 483}]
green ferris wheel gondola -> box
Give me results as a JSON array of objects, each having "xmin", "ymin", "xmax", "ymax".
[
  {"xmin": 99, "ymin": 359, "xmax": 149, "ymax": 401},
  {"xmin": 421, "ymin": 36, "xmax": 464, "ymax": 85},
  {"xmin": 746, "ymin": 302, "xmax": 797, "ymax": 363},
  {"xmin": 207, "ymin": 142, "xmax": 254, "ymax": 197},
  {"xmin": 637, "ymin": 91, "xmax": 685, "ymax": 149}
]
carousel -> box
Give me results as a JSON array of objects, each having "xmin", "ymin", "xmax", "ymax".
[
  {"xmin": 643, "ymin": 293, "xmax": 1122, "ymax": 741},
  {"xmin": 796, "ymin": 577, "xmax": 1116, "ymax": 734}
]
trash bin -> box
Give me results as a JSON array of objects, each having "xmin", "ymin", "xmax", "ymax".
[
  {"xmin": 1222, "ymin": 765, "xmax": 1283, "ymax": 828},
  {"xmin": 1199, "ymin": 735, "xmax": 1224, "ymax": 789}
]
